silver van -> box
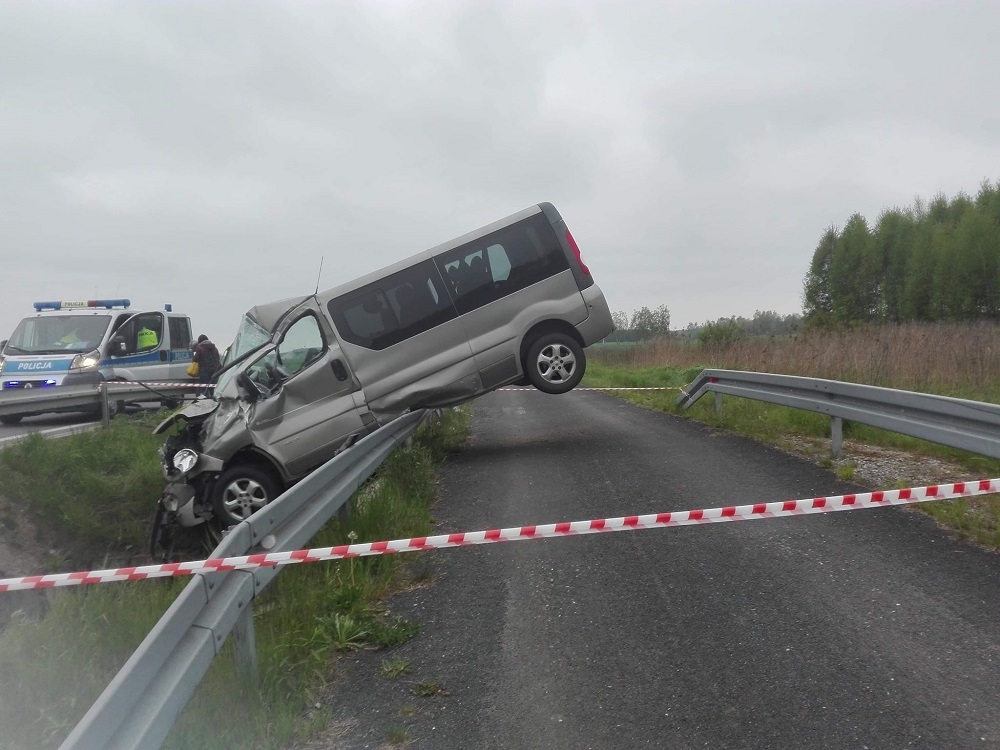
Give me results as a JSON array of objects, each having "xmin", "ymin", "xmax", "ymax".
[{"xmin": 152, "ymin": 203, "xmax": 614, "ymax": 551}]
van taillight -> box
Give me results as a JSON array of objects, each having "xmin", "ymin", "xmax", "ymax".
[{"xmin": 565, "ymin": 229, "xmax": 591, "ymax": 276}]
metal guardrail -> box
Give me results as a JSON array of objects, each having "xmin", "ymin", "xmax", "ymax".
[
  {"xmin": 678, "ymin": 369, "xmax": 1000, "ymax": 459},
  {"xmin": 59, "ymin": 409, "xmax": 428, "ymax": 750},
  {"xmin": 0, "ymin": 382, "xmax": 201, "ymax": 426}
]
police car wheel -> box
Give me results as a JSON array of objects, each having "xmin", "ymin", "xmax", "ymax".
[
  {"xmin": 88, "ymin": 400, "xmax": 119, "ymax": 421},
  {"xmin": 212, "ymin": 465, "xmax": 280, "ymax": 527},
  {"xmin": 0, "ymin": 414, "xmax": 23, "ymax": 426}
]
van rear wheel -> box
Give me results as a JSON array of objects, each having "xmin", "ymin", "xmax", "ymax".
[
  {"xmin": 212, "ymin": 465, "xmax": 281, "ymax": 527},
  {"xmin": 524, "ymin": 333, "xmax": 586, "ymax": 394}
]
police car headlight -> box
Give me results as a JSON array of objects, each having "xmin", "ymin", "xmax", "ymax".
[
  {"xmin": 69, "ymin": 349, "xmax": 101, "ymax": 371},
  {"xmin": 172, "ymin": 448, "xmax": 199, "ymax": 474}
]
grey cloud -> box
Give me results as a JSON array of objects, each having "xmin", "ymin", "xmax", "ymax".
[{"xmin": 2, "ymin": 0, "xmax": 999, "ymax": 342}]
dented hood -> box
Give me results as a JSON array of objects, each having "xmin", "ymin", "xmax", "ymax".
[{"xmin": 153, "ymin": 397, "xmax": 221, "ymax": 434}]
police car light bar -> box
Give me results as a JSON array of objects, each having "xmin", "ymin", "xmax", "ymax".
[{"xmin": 33, "ymin": 299, "xmax": 131, "ymax": 311}]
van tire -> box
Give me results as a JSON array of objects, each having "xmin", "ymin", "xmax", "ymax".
[
  {"xmin": 212, "ymin": 465, "xmax": 280, "ymax": 527},
  {"xmin": 0, "ymin": 414, "xmax": 23, "ymax": 426},
  {"xmin": 524, "ymin": 333, "xmax": 586, "ymax": 394}
]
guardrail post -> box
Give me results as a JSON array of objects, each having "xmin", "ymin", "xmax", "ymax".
[
  {"xmin": 831, "ymin": 416, "xmax": 843, "ymax": 459},
  {"xmin": 100, "ymin": 382, "xmax": 111, "ymax": 428},
  {"xmin": 232, "ymin": 604, "xmax": 258, "ymax": 683},
  {"xmin": 714, "ymin": 392, "xmax": 722, "ymax": 416}
]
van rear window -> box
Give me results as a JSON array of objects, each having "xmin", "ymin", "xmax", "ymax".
[
  {"xmin": 328, "ymin": 260, "xmax": 457, "ymax": 350},
  {"xmin": 435, "ymin": 213, "xmax": 570, "ymax": 315}
]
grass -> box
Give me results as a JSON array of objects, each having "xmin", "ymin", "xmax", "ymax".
[
  {"xmin": 381, "ymin": 657, "xmax": 412, "ymax": 678},
  {"xmin": 385, "ymin": 725, "xmax": 411, "ymax": 744},
  {"xmin": 0, "ymin": 407, "xmax": 470, "ymax": 750},
  {"xmin": 411, "ymin": 680, "xmax": 449, "ymax": 697},
  {"xmin": 0, "ymin": 409, "xmax": 170, "ymax": 569},
  {"xmin": 835, "ymin": 464, "xmax": 857, "ymax": 481},
  {"xmin": 585, "ymin": 323, "xmax": 1000, "ymax": 551}
]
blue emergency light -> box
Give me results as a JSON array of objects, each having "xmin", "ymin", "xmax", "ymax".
[{"xmin": 33, "ymin": 299, "xmax": 131, "ymax": 311}]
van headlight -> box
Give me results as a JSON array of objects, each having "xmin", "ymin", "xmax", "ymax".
[
  {"xmin": 172, "ymin": 448, "xmax": 199, "ymax": 474},
  {"xmin": 69, "ymin": 349, "xmax": 101, "ymax": 371}
]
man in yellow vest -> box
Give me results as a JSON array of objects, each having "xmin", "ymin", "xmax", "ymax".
[{"xmin": 137, "ymin": 325, "xmax": 158, "ymax": 350}]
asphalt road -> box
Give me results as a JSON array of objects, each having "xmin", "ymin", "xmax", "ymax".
[
  {"xmin": 0, "ymin": 410, "xmax": 107, "ymax": 448},
  {"xmin": 318, "ymin": 388, "xmax": 1000, "ymax": 749},
  {"xmin": 0, "ymin": 401, "xmax": 170, "ymax": 444}
]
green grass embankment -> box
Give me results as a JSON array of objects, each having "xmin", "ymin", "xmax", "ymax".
[{"xmin": 0, "ymin": 407, "xmax": 470, "ymax": 750}]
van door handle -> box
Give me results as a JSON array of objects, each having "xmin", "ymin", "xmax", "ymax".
[
  {"xmin": 331, "ymin": 359, "xmax": 348, "ymax": 381},
  {"xmin": 159, "ymin": 350, "xmax": 168, "ymax": 362}
]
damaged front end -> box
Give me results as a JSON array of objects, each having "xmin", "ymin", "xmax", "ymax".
[{"xmin": 150, "ymin": 398, "xmax": 227, "ymax": 560}]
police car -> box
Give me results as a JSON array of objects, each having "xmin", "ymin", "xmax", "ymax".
[{"xmin": 0, "ymin": 299, "xmax": 195, "ymax": 424}]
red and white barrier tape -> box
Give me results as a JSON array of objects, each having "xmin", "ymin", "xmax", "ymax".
[{"xmin": 2, "ymin": 479, "xmax": 995, "ymax": 594}]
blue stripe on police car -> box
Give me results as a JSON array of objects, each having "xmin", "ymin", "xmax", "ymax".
[{"xmin": 4, "ymin": 358, "xmax": 74, "ymax": 373}]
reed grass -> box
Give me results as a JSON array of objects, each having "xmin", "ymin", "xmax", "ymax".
[{"xmin": 595, "ymin": 321, "xmax": 1000, "ymax": 401}]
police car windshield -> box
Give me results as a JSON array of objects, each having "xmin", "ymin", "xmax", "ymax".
[{"xmin": 7, "ymin": 315, "xmax": 111, "ymax": 355}]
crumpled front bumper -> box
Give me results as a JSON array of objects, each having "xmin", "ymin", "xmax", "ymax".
[{"xmin": 159, "ymin": 481, "xmax": 204, "ymax": 527}]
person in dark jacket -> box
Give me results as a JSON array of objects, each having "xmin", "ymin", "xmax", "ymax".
[{"xmin": 192, "ymin": 334, "xmax": 222, "ymax": 385}]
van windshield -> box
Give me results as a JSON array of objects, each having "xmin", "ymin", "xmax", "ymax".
[
  {"xmin": 6, "ymin": 315, "xmax": 111, "ymax": 354},
  {"xmin": 213, "ymin": 315, "xmax": 271, "ymax": 398},
  {"xmin": 223, "ymin": 315, "xmax": 271, "ymax": 367}
]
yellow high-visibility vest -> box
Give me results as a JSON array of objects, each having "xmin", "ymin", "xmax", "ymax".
[{"xmin": 137, "ymin": 327, "xmax": 158, "ymax": 349}]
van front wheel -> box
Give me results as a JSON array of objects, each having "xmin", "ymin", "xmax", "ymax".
[
  {"xmin": 212, "ymin": 465, "xmax": 280, "ymax": 527},
  {"xmin": 524, "ymin": 333, "xmax": 585, "ymax": 394}
]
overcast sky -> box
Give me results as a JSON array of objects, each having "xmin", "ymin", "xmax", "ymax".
[{"xmin": 2, "ymin": 1, "xmax": 998, "ymax": 344}]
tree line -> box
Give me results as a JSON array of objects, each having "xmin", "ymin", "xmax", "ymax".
[
  {"xmin": 680, "ymin": 310, "xmax": 802, "ymax": 346},
  {"xmin": 803, "ymin": 179, "xmax": 1000, "ymax": 325},
  {"xmin": 607, "ymin": 306, "xmax": 802, "ymax": 344},
  {"xmin": 608, "ymin": 305, "xmax": 671, "ymax": 342}
]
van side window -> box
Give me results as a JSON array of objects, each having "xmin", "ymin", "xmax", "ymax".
[
  {"xmin": 327, "ymin": 260, "xmax": 456, "ymax": 350},
  {"xmin": 436, "ymin": 213, "xmax": 570, "ymax": 315}
]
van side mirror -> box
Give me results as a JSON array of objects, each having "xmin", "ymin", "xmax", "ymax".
[{"xmin": 110, "ymin": 336, "xmax": 127, "ymax": 356}]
